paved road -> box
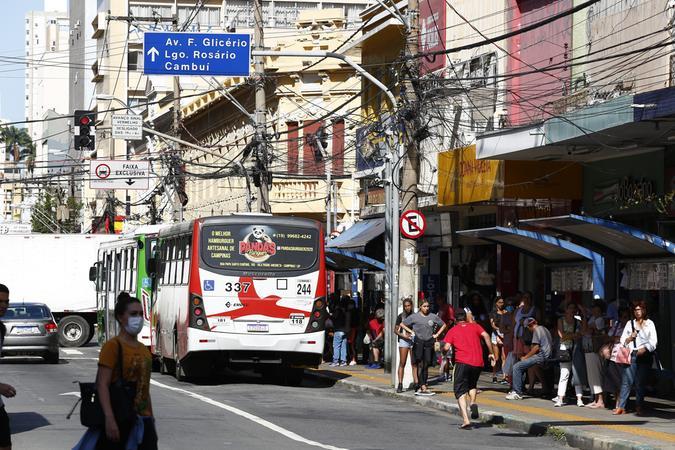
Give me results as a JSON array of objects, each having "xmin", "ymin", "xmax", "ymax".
[{"xmin": 0, "ymin": 346, "xmax": 567, "ymax": 449}]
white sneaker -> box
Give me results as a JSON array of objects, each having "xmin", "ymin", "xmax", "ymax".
[
  {"xmin": 551, "ymin": 396, "xmax": 561, "ymax": 403},
  {"xmin": 577, "ymin": 398, "xmax": 585, "ymax": 407},
  {"xmin": 339, "ymin": 362, "xmax": 348, "ymax": 367},
  {"xmin": 349, "ymin": 361, "xmax": 357, "ymax": 366},
  {"xmin": 329, "ymin": 362, "xmax": 339, "ymax": 367},
  {"xmin": 554, "ymin": 399, "xmax": 564, "ymax": 407},
  {"xmin": 505, "ymin": 391, "xmax": 523, "ymax": 400}
]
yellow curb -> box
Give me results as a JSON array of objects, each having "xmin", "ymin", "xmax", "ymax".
[
  {"xmin": 314, "ymin": 368, "xmax": 675, "ymax": 445},
  {"xmin": 474, "ymin": 393, "xmax": 675, "ymax": 444}
]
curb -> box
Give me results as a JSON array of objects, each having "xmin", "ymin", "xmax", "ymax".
[{"xmin": 305, "ymin": 370, "xmax": 661, "ymax": 450}]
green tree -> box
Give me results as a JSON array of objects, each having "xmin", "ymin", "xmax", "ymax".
[{"xmin": 1, "ymin": 126, "xmax": 33, "ymax": 162}]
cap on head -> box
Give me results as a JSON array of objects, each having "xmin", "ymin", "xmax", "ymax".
[{"xmin": 523, "ymin": 317, "xmax": 537, "ymax": 327}]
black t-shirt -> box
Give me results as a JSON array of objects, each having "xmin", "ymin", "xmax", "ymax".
[{"xmin": 396, "ymin": 312, "xmax": 412, "ymax": 340}]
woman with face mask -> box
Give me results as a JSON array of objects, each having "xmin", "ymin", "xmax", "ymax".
[{"xmin": 95, "ymin": 292, "xmax": 157, "ymax": 450}]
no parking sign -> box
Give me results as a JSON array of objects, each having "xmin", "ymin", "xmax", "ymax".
[{"xmin": 400, "ymin": 210, "xmax": 426, "ymax": 239}]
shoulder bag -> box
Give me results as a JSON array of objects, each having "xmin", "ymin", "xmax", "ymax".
[
  {"xmin": 78, "ymin": 340, "xmax": 138, "ymax": 428},
  {"xmin": 610, "ymin": 320, "xmax": 635, "ymax": 366}
]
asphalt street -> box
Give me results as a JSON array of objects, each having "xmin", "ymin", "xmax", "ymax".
[{"xmin": 0, "ymin": 346, "xmax": 568, "ymax": 449}]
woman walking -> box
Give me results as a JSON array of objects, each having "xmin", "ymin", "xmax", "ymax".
[
  {"xmin": 552, "ymin": 302, "xmax": 585, "ymax": 407},
  {"xmin": 394, "ymin": 298, "xmax": 418, "ymax": 393},
  {"xmin": 489, "ymin": 296, "xmax": 507, "ymax": 383},
  {"xmin": 584, "ymin": 302, "xmax": 607, "ymax": 408},
  {"xmin": 614, "ymin": 301, "xmax": 658, "ymax": 416},
  {"xmin": 96, "ymin": 293, "xmax": 157, "ymax": 449},
  {"xmin": 401, "ymin": 300, "xmax": 446, "ymax": 395},
  {"xmin": 603, "ymin": 307, "xmax": 630, "ymax": 409}
]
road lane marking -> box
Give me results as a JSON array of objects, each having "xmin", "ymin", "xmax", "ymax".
[
  {"xmin": 59, "ymin": 392, "xmax": 81, "ymax": 398},
  {"xmin": 62, "ymin": 349, "xmax": 84, "ymax": 355},
  {"xmin": 150, "ymin": 379, "xmax": 348, "ymax": 450}
]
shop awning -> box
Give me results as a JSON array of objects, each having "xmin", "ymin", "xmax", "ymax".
[
  {"xmin": 457, "ymin": 226, "xmax": 605, "ymax": 297},
  {"xmin": 521, "ymin": 215, "xmax": 675, "ymax": 258},
  {"xmin": 326, "ymin": 218, "xmax": 385, "ymax": 253},
  {"xmin": 325, "ymin": 248, "xmax": 385, "ymax": 271}
]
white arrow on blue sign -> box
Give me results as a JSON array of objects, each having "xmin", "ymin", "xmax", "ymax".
[{"xmin": 143, "ymin": 32, "xmax": 251, "ymax": 77}]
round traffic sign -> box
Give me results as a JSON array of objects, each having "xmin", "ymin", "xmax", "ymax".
[
  {"xmin": 400, "ymin": 210, "xmax": 426, "ymax": 239},
  {"xmin": 95, "ymin": 163, "xmax": 111, "ymax": 179}
]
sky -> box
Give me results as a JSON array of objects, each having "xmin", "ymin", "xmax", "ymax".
[{"xmin": 0, "ymin": 1, "xmax": 46, "ymax": 124}]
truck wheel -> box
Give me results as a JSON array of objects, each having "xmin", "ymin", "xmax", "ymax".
[{"xmin": 58, "ymin": 316, "xmax": 91, "ymax": 347}]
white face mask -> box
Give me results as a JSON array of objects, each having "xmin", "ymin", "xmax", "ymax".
[{"xmin": 125, "ymin": 316, "xmax": 144, "ymax": 335}]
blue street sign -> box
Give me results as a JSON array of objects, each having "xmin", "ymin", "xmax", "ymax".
[{"xmin": 143, "ymin": 32, "xmax": 251, "ymax": 76}]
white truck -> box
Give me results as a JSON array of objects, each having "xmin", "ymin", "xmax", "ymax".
[{"xmin": 0, "ymin": 234, "xmax": 120, "ymax": 347}]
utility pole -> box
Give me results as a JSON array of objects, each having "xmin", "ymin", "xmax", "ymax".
[
  {"xmin": 172, "ymin": 14, "xmax": 184, "ymax": 222},
  {"xmin": 386, "ymin": 0, "xmax": 421, "ymax": 385},
  {"xmin": 253, "ymin": 0, "xmax": 270, "ymax": 213},
  {"xmin": 399, "ymin": 0, "xmax": 421, "ymax": 302}
]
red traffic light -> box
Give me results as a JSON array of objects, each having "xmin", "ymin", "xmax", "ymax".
[{"xmin": 79, "ymin": 116, "xmax": 90, "ymax": 126}]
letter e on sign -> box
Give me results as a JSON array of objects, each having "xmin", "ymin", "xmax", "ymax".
[{"xmin": 400, "ymin": 210, "xmax": 426, "ymax": 239}]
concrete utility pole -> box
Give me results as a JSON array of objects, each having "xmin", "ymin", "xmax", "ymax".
[
  {"xmin": 386, "ymin": 0, "xmax": 421, "ymax": 386},
  {"xmin": 253, "ymin": 0, "xmax": 271, "ymax": 213},
  {"xmin": 172, "ymin": 14, "xmax": 184, "ymax": 222}
]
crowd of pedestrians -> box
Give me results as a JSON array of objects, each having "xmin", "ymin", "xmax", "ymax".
[{"xmin": 326, "ymin": 290, "xmax": 661, "ymax": 424}]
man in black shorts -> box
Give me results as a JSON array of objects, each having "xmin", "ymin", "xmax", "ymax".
[
  {"xmin": 442, "ymin": 310, "xmax": 495, "ymax": 429},
  {"xmin": 0, "ymin": 284, "xmax": 15, "ymax": 449}
]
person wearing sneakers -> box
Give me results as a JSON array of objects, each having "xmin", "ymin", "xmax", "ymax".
[
  {"xmin": 442, "ymin": 310, "xmax": 495, "ymax": 429},
  {"xmin": 394, "ymin": 298, "xmax": 418, "ymax": 393},
  {"xmin": 367, "ymin": 308, "xmax": 385, "ymax": 369},
  {"xmin": 400, "ymin": 300, "xmax": 447, "ymax": 395},
  {"xmin": 330, "ymin": 297, "xmax": 351, "ymax": 367},
  {"xmin": 552, "ymin": 302, "xmax": 585, "ymax": 407},
  {"xmin": 505, "ymin": 317, "xmax": 552, "ymax": 401}
]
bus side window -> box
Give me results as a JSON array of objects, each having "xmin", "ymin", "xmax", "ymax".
[
  {"xmin": 159, "ymin": 241, "xmax": 168, "ymax": 286},
  {"xmin": 183, "ymin": 237, "xmax": 191, "ymax": 285},
  {"xmin": 175, "ymin": 237, "xmax": 184, "ymax": 285},
  {"xmin": 121, "ymin": 249, "xmax": 128, "ymax": 293},
  {"xmin": 130, "ymin": 247, "xmax": 136, "ymax": 292},
  {"xmin": 168, "ymin": 239, "xmax": 176, "ymax": 285}
]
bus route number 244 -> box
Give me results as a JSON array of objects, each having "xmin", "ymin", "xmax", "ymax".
[
  {"xmin": 224, "ymin": 282, "xmax": 251, "ymax": 293},
  {"xmin": 296, "ymin": 282, "xmax": 312, "ymax": 296}
]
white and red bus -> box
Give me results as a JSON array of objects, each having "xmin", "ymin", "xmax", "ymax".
[{"xmin": 150, "ymin": 215, "xmax": 328, "ymax": 382}]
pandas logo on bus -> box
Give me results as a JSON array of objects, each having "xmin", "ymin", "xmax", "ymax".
[{"xmin": 239, "ymin": 226, "xmax": 277, "ymax": 263}]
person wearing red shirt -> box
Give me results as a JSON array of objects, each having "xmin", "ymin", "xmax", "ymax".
[
  {"xmin": 367, "ymin": 309, "xmax": 385, "ymax": 369},
  {"xmin": 443, "ymin": 310, "xmax": 495, "ymax": 429}
]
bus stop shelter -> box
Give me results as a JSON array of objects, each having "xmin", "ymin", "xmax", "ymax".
[{"xmin": 456, "ymin": 226, "xmax": 606, "ymax": 298}]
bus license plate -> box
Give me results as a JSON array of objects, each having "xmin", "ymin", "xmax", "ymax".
[
  {"xmin": 13, "ymin": 326, "xmax": 40, "ymax": 335},
  {"xmin": 247, "ymin": 323, "xmax": 269, "ymax": 333}
]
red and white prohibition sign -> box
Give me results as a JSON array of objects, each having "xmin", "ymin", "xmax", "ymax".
[
  {"xmin": 95, "ymin": 163, "xmax": 111, "ymax": 179},
  {"xmin": 400, "ymin": 210, "xmax": 426, "ymax": 239}
]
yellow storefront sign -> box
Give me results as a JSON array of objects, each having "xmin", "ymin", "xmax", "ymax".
[
  {"xmin": 438, "ymin": 145, "xmax": 502, "ymax": 205},
  {"xmin": 438, "ymin": 145, "xmax": 582, "ymax": 206}
]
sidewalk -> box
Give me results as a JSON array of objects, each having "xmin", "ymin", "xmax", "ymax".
[{"xmin": 305, "ymin": 363, "xmax": 675, "ymax": 450}]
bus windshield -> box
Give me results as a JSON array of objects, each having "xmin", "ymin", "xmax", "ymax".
[{"xmin": 200, "ymin": 224, "xmax": 318, "ymax": 272}]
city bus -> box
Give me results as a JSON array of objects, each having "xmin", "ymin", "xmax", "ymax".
[
  {"xmin": 150, "ymin": 215, "xmax": 329, "ymax": 383},
  {"xmin": 90, "ymin": 225, "xmax": 164, "ymax": 345}
]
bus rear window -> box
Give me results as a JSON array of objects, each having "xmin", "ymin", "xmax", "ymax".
[{"xmin": 201, "ymin": 224, "xmax": 318, "ymax": 272}]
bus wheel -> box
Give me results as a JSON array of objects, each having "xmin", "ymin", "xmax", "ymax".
[
  {"xmin": 159, "ymin": 357, "xmax": 172, "ymax": 375},
  {"xmin": 58, "ymin": 316, "xmax": 91, "ymax": 347},
  {"xmin": 173, "ymin": 335, "xmax": 186, "ymax": 382},
  {"xmin": 283, "ymin": 368, "xmax": 304, "ymax": 387}
]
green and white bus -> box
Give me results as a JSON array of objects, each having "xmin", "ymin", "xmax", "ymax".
[{"xmin": 90, "ymin": 225, "xmax": 165, "ymax": 345}]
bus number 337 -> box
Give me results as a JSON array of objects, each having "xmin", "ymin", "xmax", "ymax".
[{"xmin": 224, "ymin": 282, "xmax": 251, "ymax": 293}]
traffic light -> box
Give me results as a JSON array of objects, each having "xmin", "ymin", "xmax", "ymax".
[{"xmin": 74, "ymin": 110, "xmax": 96, "ymax": 151}]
